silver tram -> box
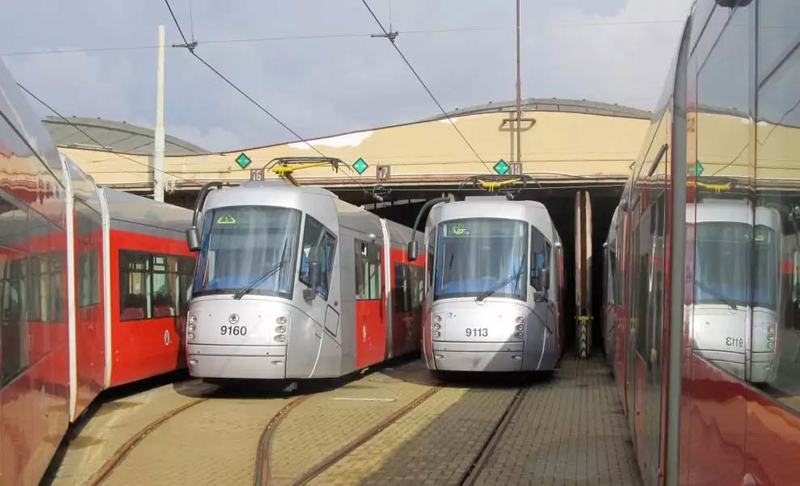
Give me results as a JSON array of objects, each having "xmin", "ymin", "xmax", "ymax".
[
  {"xmin": 184, "ymin": 181, "xmax": 423, "ymax": 380},
  {"xmin": 414, "ymin": 196, "xmax": 566, "ymax": 373}
]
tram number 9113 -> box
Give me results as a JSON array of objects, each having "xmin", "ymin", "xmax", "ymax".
[
  {"xmin": 725, "ymin": 336, "xmax": 744, "ymax": 348},
  {"xmin": 466, "ymin": 328, "xmax": 489, "ymax": 338},
  {"xmin": 220, "ymin": 325, "xmax": 247, "ymax": 336}
]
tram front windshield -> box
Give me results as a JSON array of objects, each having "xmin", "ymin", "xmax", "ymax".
[
  {"xmin": 434, "ymin": 218, "xmax": 528, "ymax": 301},
  {"xmin": 193, "ymin": 206, "xmax": 301, "ymax": 298},
  {"xmin": 694, "ymin": 222, "xmax": 777, "ymax": 309}
]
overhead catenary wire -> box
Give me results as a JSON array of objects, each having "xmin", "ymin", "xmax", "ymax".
[
  {"xmin": 360, "ymin": 0, "xmax": 493, "ymax": 174},
  {"xmin": 0, "ymin": 28, "xmax": 506, "ymax": 57},
  {"xmin": 16, "ymin": 82, "xmax": 192, "ymax": 182},
  {"xmin": 162, "ymin": 0, "xmax": 378, "ymax": 199}
]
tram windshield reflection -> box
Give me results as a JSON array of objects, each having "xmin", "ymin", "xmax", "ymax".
[
  {"xmin": 433, "ymin": 218, "xmax": 528, "ymax": 301},
  {"xmin": 193, "ymin": 206, "xmax": 301, "ymax": 299}
]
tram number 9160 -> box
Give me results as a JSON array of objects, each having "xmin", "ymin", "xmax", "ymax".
[
  {"xmin": 221, "ymin": 325, "xmax": 247, "ymax": 336},
  {"xmin": 466, "ymin": 328, "xmax": 489, "ymax": 338}
]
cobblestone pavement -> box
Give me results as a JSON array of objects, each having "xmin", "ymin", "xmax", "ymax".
[
  {"xmin": 471, "ymin": 357, "xmax": 641, "ymax": 486},
  {"xmin": 268, "ymin": 363, "xmax": 433, "ymax": 484},
  {"xmin": 312, "ymin": 356, "xmax": 639, "ymax": 486},
  {"xmin": 51, "ymin": 379, "xmax": 215, "ymax": 485},
  {"xmin": 310, "ymin": 386, "xmax": 519, "ymax": 485},
  {"xmin": 48, "ymin": 356, "xmax": 640, "ymax": 486}
]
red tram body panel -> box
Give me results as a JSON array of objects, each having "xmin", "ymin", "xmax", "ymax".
[
  {"xmin": 603, "ymin": 1, "xmax": 800, "ymax": 484},
  {"xmin": 0, "ymin": 59, "xmax": 195, "ymax": 484}
]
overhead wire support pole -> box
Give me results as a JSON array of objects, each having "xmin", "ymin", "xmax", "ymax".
[
  {"xmin": 515, "ymin": 0, "xmax": 522, "ymax": 166},
  {"xmin": 153, "ymin": 25, "xmax": 166, "ymax": 202},
  {"xmin": 361, "ymin": 0, "xmax": 491, "ymax": 173}
]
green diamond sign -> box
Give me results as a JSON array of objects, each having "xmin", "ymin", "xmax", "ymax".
[
  {"xmin": 235, "ymin": 152, "xmax": 252, "ymax": 169},
  {"xmin": 493, "ymin": 159, "xmax": 510, "ymax": 175},
  {"xmin": 353, "ymin": 157, "xmax": 369, "ymax": 175},
  {"xmin": 692, "ymin": 160, "xmax": 704, "ymax": 176}
]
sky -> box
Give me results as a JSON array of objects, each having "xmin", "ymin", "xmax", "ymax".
[{"xmin": 1, "ymin": 0, "xmax": 692, "ymax": 152}]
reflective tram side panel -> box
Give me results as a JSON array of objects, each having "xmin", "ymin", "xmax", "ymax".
[
  {"xmin": 743, "ymin": 1, "xmax": 800, "ymax": 484},
  {"xmin": 64, "ymin": 157, "xmax": 105, "ymax": 421},
  {"xmin": 0, "ymin": 59, "xmax": 69, "ymax": 486}
]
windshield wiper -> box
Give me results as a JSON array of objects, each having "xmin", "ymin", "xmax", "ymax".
[
  {"xmin": 695, "ymin": 280, "xmax": 737, "ymax": 310},
  {"xmin": 233, "ymin": 238, "xmax": 288, "ymax": 300},
  {"xmin": 476, "ymin": 264, "xmax": 524, "ymax": 303}
]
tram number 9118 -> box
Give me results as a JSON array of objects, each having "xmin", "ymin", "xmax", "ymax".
[
  {"xmin": 220, "ymin": 325, "xmax": 247, "ymax": 336},
  {"xmin": 466, "ymin": 328, "xmax": 489, "ymax": 338}
]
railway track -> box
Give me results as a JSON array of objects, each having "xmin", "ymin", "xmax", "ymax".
[
  {"xmin": 86, "ymin": 397, "xmax": 209, "ymax": 486},
  {"xmin": 458, "ymin": 386, "xmax": 527, "ymax": 486},
  {"xmin": 272, "ymin": 386, "xmax": 441, "ymax": 486},
  {"xmin": 254, "ymin": 396, "xmax": 311, "ymax": 486}
]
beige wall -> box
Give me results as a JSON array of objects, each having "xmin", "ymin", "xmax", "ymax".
[{"xmin": 60, "ymin": 109, "xmax": 652, "ymax": 190}]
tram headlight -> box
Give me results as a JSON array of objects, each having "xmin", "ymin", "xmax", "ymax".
[
  {"xmin": 188, "ymin": 332, "xmax": 195, "ymax": 341},
  {"xmin": 515, "ymin": 315, "xmax": 525, "ymax": 324},
  {"xmin": 189, "ymin": 313, "xmax": 197, "ymax": 324},
  {"xmin": 515, "ymin": 332, "xmax": 523, "ymax": 339},
  {"xmin": 187, "ymin": 323, "xmax": 196, "ymax": 333},
  {"xmin": 433, "ymin": 331, "xmax": 441, "ymax": 339},
  {"xmin": 515, "ymin": 324, "xmax": 524, "ymax": 333},
  {"xmin": 275, "ymin": 334, "xmax": 286, "ymax": 343},
  {"xmin": 767, "ymin": 324, "xmax": 777, "ymax": 350},
  {"xmin": 275, "ymin": 325, "xmax": 287, "ymax": 334},
  {"xmin": 276, "ymin": 316, "xmax": 288, "ymax": 325},
  {"xmin": 433, "ymin": 323, "xmax": 441, "ymax": 331},
  {"xmin": 434, "ymin": 314, "xmax": 442, "ymax": 324}
]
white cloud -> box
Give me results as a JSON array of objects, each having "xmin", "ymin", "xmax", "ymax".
[{"xmin": 288, "ymin": 130, "xmax": 374, "ymax": 150}]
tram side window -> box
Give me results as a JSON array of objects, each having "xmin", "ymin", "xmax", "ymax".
[
  {"xmin": 394, "ymin": 264, "xmax": 411, "ymax": 312},
  {"xmin": 754, "ymin": 0, "xmax": 800, "ymax": 409},
  {"xmin": 355, "ymin": 240, "xmax": 381, "ymax": 300},
  {"xmin": 530, "ymin": 227, "xmax": 550, "ymax": 291},
  {"xmin": 27, "ymin": 254, "xmax": 63, "ymax": 322},
  {"xmin": 119, "ymin": 251, "xmax": 194, "ymax": 321},
  {"xmin": 606, "ymin": 249, "xmax": 617, "ymax": 305},
  {"xmin": 1, "ymin": 259, "xmax": 28, "ymax": 385},
  {"xmin": 299, "ymin": 216, "xmax": 337, "ymax": 299},
  {"xmin": 76, "ymin": 201, "xmax": 101, "ymax": 308},
  {"xmin": 412, "ymin": 266, "xmax": 424, "ymax": 309},
  {"xmin": 394, "ymin": 263, "xmax": 424, "ymax": 312},
  {"xmin": 120, "ymin": 251, "xmax": 150, "ymax": 320},
  {"xmin": 78, "ymin": 251, "xmax": 99, "ymax": 307}
]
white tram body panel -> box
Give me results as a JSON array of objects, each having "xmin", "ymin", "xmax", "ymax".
[
  {"xmin": 186, "ymin": 182, "xmax": 419, "ymax": 380},
  {"xmin": 688, "ymin": 198, "xmax": 780, "ymax": 383},
  {"xmin": 422, "ymin": 197, "xmax": 565, "ymax": 372}
]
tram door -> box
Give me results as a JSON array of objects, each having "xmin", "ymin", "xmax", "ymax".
[
  {"xmin": 73, "ymin": 201, "xmax": 105, "ymax": 416},
  {"xmin": 354, "ymin": 240, "xmax": 386, "ymax": 368},
  {"xmin": 631, "ymin": 191, "xmax": 667, "ymax": 484}
]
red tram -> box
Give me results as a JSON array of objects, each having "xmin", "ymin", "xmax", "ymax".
[
  {"xmin": 603, "ymin": 1, "xmax": 800, "ymax": 484},
  {"xmin": 0, "ymin": 60, "xmax": 194, "ymax": 484}
]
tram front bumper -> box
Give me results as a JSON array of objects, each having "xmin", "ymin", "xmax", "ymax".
[
  {"xmin": 187, "ymin": 344, "xmax": 287, "ymax": 379},
  {"xmin": 432, "ymin": 341, "xmax": 524, "ymax": 372}
]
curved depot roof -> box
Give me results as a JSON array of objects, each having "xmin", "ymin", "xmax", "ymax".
[
  {"xmin": 433, "ymin": 98, "xmax": 652, "ymax": 121},
  {"xmin": 42, "ymin": 116, "xmax": 207, "ymax": 156}
]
